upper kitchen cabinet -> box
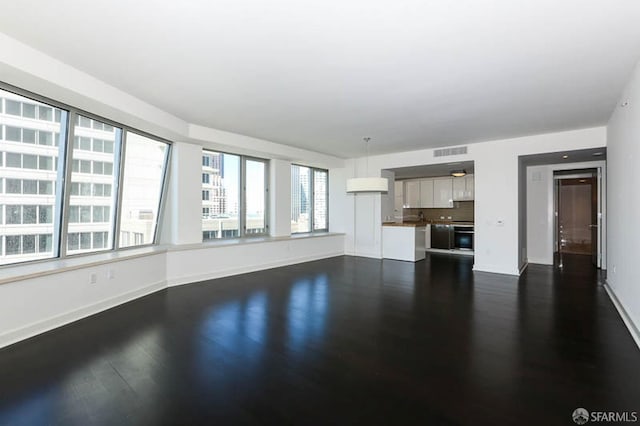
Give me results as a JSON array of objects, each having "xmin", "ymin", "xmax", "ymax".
[
  {"xmin": 452, "ymin": 174, "xmax": 474, "ymax": 201},
  {"xmin": 419, "ymin": 179, "xmax": 434, "ymax": 208},
  {"xmin": 433, "ymin": 178, "xmax": 454, "ymax": 208},
  {"xmin": 394, "ymin": 181, "xmax": 404, "ymax": 219},
  {"xmin": 404, "ymin": 180, "xmax": 421, "ymax": 208}
]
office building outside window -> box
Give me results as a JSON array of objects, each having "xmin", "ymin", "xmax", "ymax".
[
  {"xmin": 0, "ymin": 85, "xmax": 171, "ymax": 266},
  {"xmin": 291, "ymin": 165, "xmax": 328, "ymax": 233},
  {"xmin": 201, "ymin": 150, "xmax": 268, "ymax": 240}
]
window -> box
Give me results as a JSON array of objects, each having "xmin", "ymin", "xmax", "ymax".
[
  {"xmin": 118, "ymin": 132, "xmax": 169, "ymax": 248},
  {"xmin": 291, "ymin": 165, "xmax": 329, "ymax": 233},
  {"xmin": 291, "ymin": 165, "xmax": 311, "ymax": 233},
  {"xmin": 313, "ymin": 169, "xmax": 328, "ymax": 230},
  {"xmin": 245, "ymin": 159, "xmax": 268, "ymax": 235},
  {"xmin": 201, "ymin": 151, "xmax": 241, "ymax": 239},
  {"xmin": 1, "ymin": 89, "xmax": 66, "ymax": 265},
  {"xmin": 65, "ymin": 115, "xmax": 121, "ymax": 255},
  {"xmin": 0, "ymin": 85, "xmax": 171, "ymax": 266},
  {"xmin": 201, "ymin": 151, "xmax": 268, "ymax": 240}
]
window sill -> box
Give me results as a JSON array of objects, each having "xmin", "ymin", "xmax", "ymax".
[
  {"xmin": 0, "ymin": 246, "xmax": 167, "ymax": 286},
  {"xmin": 0, "ymin": 233, "xmax": 345, "ymax": 285},
  {"xmin": 169, "ymin": 231, "xmax": 344, "ymax": 252}
]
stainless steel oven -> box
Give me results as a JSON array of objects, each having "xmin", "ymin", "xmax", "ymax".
[{"xmin": 453, "ymin": 225, "xmax": 474, "ymax": 250}]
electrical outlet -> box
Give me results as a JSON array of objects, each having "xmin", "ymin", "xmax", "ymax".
[
  {"xmin": 107, "ymin": 269, "xmax": 115, "ymax": 280},
  {"xmin": 90, "ymin": 273, "xmax": 97, "ymax": 284}
]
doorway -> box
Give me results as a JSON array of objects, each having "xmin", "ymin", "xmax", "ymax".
[{"xmin": 554, "ymin": 169, "xmax": 602, "ymax": 268}]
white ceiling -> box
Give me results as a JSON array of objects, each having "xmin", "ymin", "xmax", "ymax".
[{"xmin": 1, "ymin": 1, "xmax": 639, "ymax": 158}]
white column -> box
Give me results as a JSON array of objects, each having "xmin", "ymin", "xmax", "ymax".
[{"xmin": 269, "ymin": 159, "xmax": 291, "ymax": 237}]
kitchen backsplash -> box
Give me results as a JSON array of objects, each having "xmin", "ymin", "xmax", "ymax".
[{"xmin": 403, "ymin": 201, "xmax": 474, "ymax": 222}]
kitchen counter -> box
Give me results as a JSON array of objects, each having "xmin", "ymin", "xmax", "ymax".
[
  {"xmin": 382, "ymin": 222, "xmax": 427, "ymax": 227},
  {"xmin": 382, "ymin": 225, "xmax": 426, "ymax": 262},
  {"xmin": 383, "ymin": 220, "xmax": 474, "ymax": 227}
]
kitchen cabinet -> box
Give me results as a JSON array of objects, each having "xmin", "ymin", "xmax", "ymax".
[
  {"xmin": 419, "ymin": 179, "xmax": 434, "ymax": 208},
  {"xmin": 404, "ymin": 180, "xmax": 420, "ymax": 208},
  {"xmin": 433, "ymin": 178, "xmax": 453, "ymax": 208},
  {"xmin": 452, "ymin": 174, "xmax": 474, "ymax": 201},
  {"xmin": 394, "ymin": 181, "xmax": 404, "ymax": 220},
  {"xmin": 465, "ymin": 175, "xmax": 474, "ymax": 200},
  {"xmin": 382, "ymin": 224, "xmax": 426, "ymax": 262}
]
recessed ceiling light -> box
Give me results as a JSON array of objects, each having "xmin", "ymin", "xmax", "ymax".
[
  {"xmin": 579, "ymin": 179, "xmax": 586, "ymax": 183},
  {"xmin": 562, "ymin": 155, "xmax": 569, "ymax": 159},
  {"xmin": 592, "ymin": 152, "xmax": 603, "ymax": 156}
]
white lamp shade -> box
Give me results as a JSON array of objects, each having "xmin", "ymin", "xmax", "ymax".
[{"xmin": 346, "ymin": 177, "xmax": 389, "ymax": 193}]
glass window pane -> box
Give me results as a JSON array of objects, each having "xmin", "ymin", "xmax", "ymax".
[
  {"xmin": 39, "ymin": 180, "xmax": 54, "ymax": 195},
  {"xmin": 291, "ymin": 165, "xmax": 311, "ymax": 233},
  {"xmin": 23, "ymin": 104, "xmax": 36, "ymax": 119},
  {"xmin": 39, "ymin": 205, "xmax": 53, "ymax": 224},
  {"xmin": 6, "ymin": 206, "xmax": 21, "ymax": 224},
  {"xmin": 6, "ymin": 236, "xmax": 21, "ymax": 255},
  {"xmin": 23, "ymin": 205, "xmax": 37, "ymax": 224},
  {"xmin": 202, "ymin": 151, "xmax": 240, "ymax": 240},
  {"xmin": 39, "ymin": 106, "xmax": 52, "ymax": 121},
  {"xmin": 6, "ymin": 179, "xmax": 22, "ymax": 194},
  {"xmin": 67, "ymin": 233, "xmax": 79, "ymax": 251},
  {"xmin": 23, "ymin": 154, "xmax": 37, "ymax": 169},
  {"xmin": 6, "ymin": 100, "xmax": 21, "ymax": 116},
  {"xmin": 66, "ymin": 114, "xmax": 121, "ymax": 255},
  {"xmin": 6, "ymin": 126, "xmax": 21, "ymax": 141},
  {"xmin": 38, "ymin": 131, "xmax": 53, "ymax": 146},
  {"xmin": 23, "ymin": 180, "xmax": 37, "ymax": 195},
  {"xmin": 313, "ymin": 170, "xmax": 328, "ymax": 230},
  {"xmin": 22, "ymin": 235, "xmax": 36, "ymax": 254},
  {"xmin": 39, "ymin": 234, "xmax": 53, "ymax": 253},
  {"xmin": 23, "ymin": 128, "xmax": 36, "ymax": 143},
  {"xmin": 245, "ymin": 159, "xmax": 266, "ymax": 235},
  {"xmin": 80, "ymin": 206, "xmax": 91, "ymax": 223},
  {"xmin": 38, "ymin": 156, "xmax": 53, "ymax": 170},
  {"xmin": 119, "ymin": 132, "xmax": 168, "ymax": 248},
  {"xmin": 7, "ymin": 153, "xmax": 21, "ymax": 168},
  {"xmin": 80, "ymin": 232, "xmax": 91, "ymax": 250}
]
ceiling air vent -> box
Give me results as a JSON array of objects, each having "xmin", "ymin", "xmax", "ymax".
[{"xmin": 434, "ymin": 146, "xmax": 468, "ymax": 157}]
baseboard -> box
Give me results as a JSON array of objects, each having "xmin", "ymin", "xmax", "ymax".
[
  {"xmin": 167, "ymin": 251, "xmax": 344, "ymax": 287},
  {"xmin": 0, "ymin": 280, "xmax": 166, "ymax": 350},
  {"xmin": 604, "ymin": 283, "xmax": 640, "ymax": 351},
  {"xmin": 472, "ymin": 264, "xmax": 520, "ymax": 276},
  {"xmin": 527, "ymin": 257, "xmax": 553, "ymax": 265}
]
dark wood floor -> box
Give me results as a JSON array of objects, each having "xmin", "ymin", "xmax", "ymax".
[{"xmin": 0, "ymin": 254, "xmax": 638, "ymax": 425}]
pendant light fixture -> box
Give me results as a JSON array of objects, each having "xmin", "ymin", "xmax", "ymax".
[{"xmin": 346, "ymin": 137, "xmax": 389, "ymax": 193}]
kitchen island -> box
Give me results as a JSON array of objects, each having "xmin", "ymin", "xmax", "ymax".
[{"xmin": 382, "ymin": 222, "xmax": 427, "ymax": 262}]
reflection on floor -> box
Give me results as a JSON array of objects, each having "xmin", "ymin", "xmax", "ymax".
[{"xmin": 0, "ymin": 254, "xmax": 637, "ymax": 424}]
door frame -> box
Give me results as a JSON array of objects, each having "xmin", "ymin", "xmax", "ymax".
[{"xmin": 551, "ymin": 161, "xmax": 606, "ymax": 269}]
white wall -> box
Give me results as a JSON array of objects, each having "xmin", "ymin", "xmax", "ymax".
[
  {"xmin": 0, "ymin": 32, "xmax": 347, "ymax": 349},
  {"xmin": 0, "ymin": 253, "xmax": 167, "ymax": 348},
  {"xmin": 527, "ymin": 165, "xmax": 554, "ymax": 264},
  {"xmin": 348, "ymin": 127, "xmax": 606, "ymax": 275},
  {"xmin": 606, "ymin": 59, "xmax": 640, "ymax": 343},
  {"xmin": 166, "ymin": 235, "xmax": 345, "ymax": 286}
]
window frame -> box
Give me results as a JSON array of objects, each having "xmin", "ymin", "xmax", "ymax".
[
  {"xmin": 201, "ymin": 149, "xmax": 270, "ymax": 241},
  {"xmin": 291, "ymin": 164, "xmax": 329, "ymax": 234},
  {"xmin": 0, "ymin": 81, "xmax": 172, "ymax": 267}
]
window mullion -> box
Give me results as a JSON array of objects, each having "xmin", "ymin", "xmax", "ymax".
[
  {"xmin": 58, "ymin": 111, "xmax": 76, "ymax": 258},
  {"xmin": 240, "ymin": 157, "xmax": 246, "ymax": 237},
  {"xmin": 310, "ymin": 168, "xmax": 315, "ymax": 231},
  {"xmin": 112, "ymin": 129, "xmax": 126, "ymax": 250},
  {"xmin": 153, "ymin": 143, "xmax": 172, "ymax": 244}
]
